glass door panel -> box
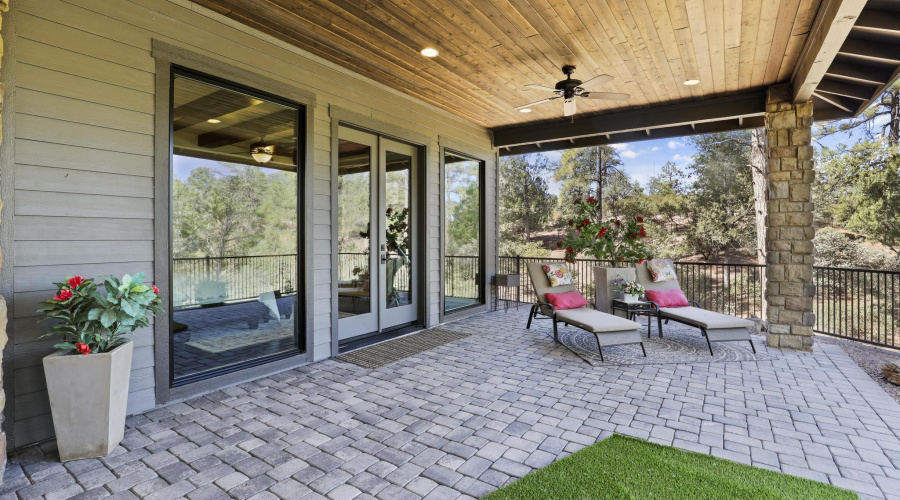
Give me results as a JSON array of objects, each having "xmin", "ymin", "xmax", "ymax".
[
  {"xmin": 443, "ymin": 152, "xmax": 483, "ymax": 313},
  {"xmin": 379, "ymin": 140, "xmax": 417, "ymax": 329},
  {"xmin": 337, "ymin": 128, "xmax": 379, "ymax": 340}
]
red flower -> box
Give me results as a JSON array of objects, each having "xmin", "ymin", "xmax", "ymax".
[
  {"xmin": 152, "ymin": 285, "xmax": 160, "ymax": 295},
  {"xmin": 566, "ymin": 247, "xmax": 573, "ymax": 254},
  {"xmin": 582, "ymin": 219, "xmax": 590, "ymax": 226},
  {"xmin": 586, "ymin": 196, "xmax": 597, "ymax": 204},
  {"xmin": 75, "ymin": 343, "xmax": 91, "ymax": 355},
  {"xmin": 68, "ymin": 276, "xmax": 84, "ymax": 289},
  {"xmin": 638, "ymin": 259, "xmax": 645, "ymax": 265},
  {"xmin": 573, "ymin": 198, "xmax": 581, "ymax": 205},
  {"xmin": 615, "ymin": 220, "xmax": 621, "ymax": 227},
  {"xmin": 567, "ymin": 219, "xmax": 574, "ymax": 226},
  {"xmin": 53, "ymin": 289, "xmax": 73, "ymax": 302},
  {"xmin": 598, "ymin": 228, "xmax": 607, "ymax": 238},
  {"xmin": 636, "ymin": 216, "xmax": 644, "ymax": 223},
  {"xmin": 556, "ymin": 242, "xmax": 562, "ymax": 248}
]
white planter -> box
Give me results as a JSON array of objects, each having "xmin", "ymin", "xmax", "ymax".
[
  {"xmin": 594, "ymin": 266, "xmax": 636, "ymax": 313},
  {"xmin": 43, "ymin": 341, "xmax": 133, "ymax": 461},
  {"xmin": 623, "ymin": 293, "xmax": 639, "ymax": 302}
]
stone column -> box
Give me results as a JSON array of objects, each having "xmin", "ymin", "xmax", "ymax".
[
  {"xmin": 764, "ymin": 84, "xmax": 815, "ymax": 351},
  {"xmin": 0, "ymin": 0, "xmax": 10, "ymax": 482}
]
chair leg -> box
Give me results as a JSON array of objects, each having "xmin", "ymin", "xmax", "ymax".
[
  {"xmin": 526, "ymin": 305, "xmax": 536, "ymax": 329},
  {"xmin": 749, "ymin": 339, "xmax": 757, "ymax": 354},
  {"xmin": 702, "ymin": 328, "xmax": 713, "ymax": 355},
  {"xmin": 657, "ymin": 315, "xmax": 664, "ymax": 338},
  {"xmin": 640, "ymin": 342, "xmax": 646, "ymax": 357},
  {"xmin": 594, "ymin": 335, "xmax": 604, "ymax": 362},
  {"xmin": 553, "ymin": 318, "xmax": 559, "ymax": 343}
]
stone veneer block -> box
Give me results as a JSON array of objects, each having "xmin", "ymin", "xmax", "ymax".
[{"xmin": 764, "ymin": 84, "xmax": 814, "ymax": 351}]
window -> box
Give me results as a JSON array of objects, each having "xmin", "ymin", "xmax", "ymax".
[
  {"xmin": 444, "ymin": 151, "xmax": 484, "ymax": 313},
  {"xmin": 169, "ymin": 69, "xmax": 303, "ymax": 385}
]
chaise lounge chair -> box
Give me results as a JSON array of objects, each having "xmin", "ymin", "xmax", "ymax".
[
  {"xmin": 525, "ymin": 262, "xmax": 645, "ymax": 361},
  {"xmin": 635, "ymin": 259, "xmax": 756, "ymax": 355}
]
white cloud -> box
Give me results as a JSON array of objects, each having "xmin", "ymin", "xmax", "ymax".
[
  {"xmin": 667, "ymin": 140, "xmax": 684, "ymax": 149},
  {"xmin": 620, "ymin": 149, "xmax": 639, "ymax": 159},
  {"xmin": 611, "ymin": 143, "xmax": 628, "ymax": 151},
  {"xmin": 650, "ymin": 146, "xmax": 660, "ymax": 152},
  {"xmin": 672, "ymin": 153, "xmax": 693, "ymax": 165}
]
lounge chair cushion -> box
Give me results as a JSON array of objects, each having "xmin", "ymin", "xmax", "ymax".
[
  {"xmin": 545, "ymin": 290, "xmax": 589, "ymax": 310},
  {"xmin": 659, "ymin": 307, "xmax": 754, "ymax": 330},
  {"xmin": 555, "ymin": 307, "xmax": 641, "ymax": 334}
]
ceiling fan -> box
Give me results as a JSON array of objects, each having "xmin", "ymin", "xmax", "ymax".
[{"xmin": 515, "ymin": 65, "xmax": 630, "ymax": 117}]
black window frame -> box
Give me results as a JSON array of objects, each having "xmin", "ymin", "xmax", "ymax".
[
  {"xmin": 167, "ymin": 66, "xmax": 307, "ymax": 387},
  {"xmin": 442, "ymin": 149, "xmax": 486, "ymax": 314}
]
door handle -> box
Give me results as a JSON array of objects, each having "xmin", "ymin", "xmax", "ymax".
[{"xmin": 381, "ymin": 253, "xmax": 387, "ymax": 264}]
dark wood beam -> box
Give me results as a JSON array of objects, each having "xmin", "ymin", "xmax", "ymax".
[
  {"xmin": 492, "ymin": 92, "xmax": 766, "ymax": 148},
  {"xmin": 812, "ymin": 95, "xmax": 857, "ymax": 121},
  {"xmin": 816, "ymin": 78, "xmax": 877, "ymax": 100},
  {"xmin": 853, "ymin": 9, "xmax": 900, "ymax": 35},
  {"xmin": 812, "ymin": 91, "xmax": 858, "ymax": 113},
  {"xmin": 498, "ymin": 116, "xmax": 765, "ymax": 156},
  {"xmin": 197, "ymin": 109, "xmax": 297, "ymax": 149},
  {"xmin": 825, "ymin": 60, "xmax": 893, "ymax": 85},
  {"xmin": 839, "ymin": 37, "xmax": 900, "ymax": 64},
  {"xmin": 791, "ymin": 0, "xmax": 868, "ymax": 103}
]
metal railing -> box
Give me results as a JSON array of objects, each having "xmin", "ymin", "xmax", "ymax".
[
  {"xmin": 445, "ymin": 255, "xmax": 480, "ymax": 299},
  {"xmin": 499, "ymin": 255, "xmax": 900, "ymax": 350},
  {"xmin": 172, "ymin": 254, "xmax": 297, "ymax": 308}
]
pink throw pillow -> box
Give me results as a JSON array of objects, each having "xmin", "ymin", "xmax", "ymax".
[
  {"xmin": 645, "ymin": 288, "xmax": 690, "ymax": 308},
  {"xmin": 544, "ymin": 290, "xmax": 589, "ymax": 310}
]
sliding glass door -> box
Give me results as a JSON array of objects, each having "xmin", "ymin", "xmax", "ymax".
[
  {"xmin": 169, "ymin": 69, "xmax": 303, "ymax": 385},
  {"xmin": 444, "ymin": 151, "xmax": 484, "ymax": 313}
]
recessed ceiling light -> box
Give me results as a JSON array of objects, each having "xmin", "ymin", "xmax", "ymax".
[
  {"xmin": 683, "ymin": 79, "xmax": 700, "ymax": 86},
  {"xmin": 207, "ymin": 118, "xmax": 222, "ymax": 124},
  {"xmin": 420, "ymin": 47, "xmax": 439, "ymax": 58},
  {"xmin": 519, "ymin": 108, "xmax": 532, "ymax": 113}
]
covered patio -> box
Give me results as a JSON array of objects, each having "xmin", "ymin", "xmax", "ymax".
[
  {"xmin": 2, "ymin": 0, "xmax": 900, "ymax": 497},
  {"xmin": 3, "ymin": 308, "xmax": 900, "ymax": 499}
]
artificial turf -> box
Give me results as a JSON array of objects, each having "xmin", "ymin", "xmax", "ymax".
[{"xmin": 482, "ymin": 434, "xmax": 857, "ymax": 500}]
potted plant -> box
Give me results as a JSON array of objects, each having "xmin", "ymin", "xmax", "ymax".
[
  {"xmin": 38, "ymin": 273, "xmax": 163, "ymax": 461},
  {"xmin": 616, "ymin": 279, "xmax": 645, "ymax": 302},
  {"xmin": 557, "ymin": 196, "xmax": 650, "ymax": 312}
]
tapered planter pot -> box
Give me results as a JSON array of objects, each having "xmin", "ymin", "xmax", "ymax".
[
  {"xmin": 43, "ymin": 341, "xmax": 133, "ymax": 461},
  {"xmin": 594, "ymin": 266, "xmax": 635, "ymax": 313}
]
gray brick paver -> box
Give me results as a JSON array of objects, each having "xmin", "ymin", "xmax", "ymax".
[{"xmin": 2, "ymin": 309, "xmax": 899, "ymax": 500}]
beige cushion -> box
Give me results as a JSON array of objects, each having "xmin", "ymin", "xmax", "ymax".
[
  {"xmin": 555, "ymin": 308, "xmax": 641, "ymax": 334},
  {"xmin": 526, "ymin": 262, "xmax": 577, "ymax": 303},
  {"xmin": 659, "ymin": 307, "xmax": 754, "ymax": 330},
  {"xmin": 635, "ymin": 259, "xmax": 681, "ymax": 291}
]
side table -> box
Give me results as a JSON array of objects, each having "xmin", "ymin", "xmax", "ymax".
[{"xmin": 611, "ymin": 299, "xmax": 657, "ymax": 338}]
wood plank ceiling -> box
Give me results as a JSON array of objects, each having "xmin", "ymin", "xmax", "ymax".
[{"xmin": 190, "ymin": 0, "xmax": 822, "ymax": 130}]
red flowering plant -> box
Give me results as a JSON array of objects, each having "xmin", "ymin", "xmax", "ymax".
[
  {"xmin": 557, "ymin": 196, "xmax": 651, "ymax": 264},
  {"xmin": 38, "ymin": 273, "xmax": 164, "ymax": 355}
]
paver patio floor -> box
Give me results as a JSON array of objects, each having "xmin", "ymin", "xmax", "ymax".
[{"xmin": 3, "ymin": 308, "xmax": 900, "ymax": 500}]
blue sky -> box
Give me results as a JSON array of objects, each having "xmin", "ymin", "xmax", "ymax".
[{"xmin": 539, "ymin": 113, "xmax": 884, "ymax": 196}]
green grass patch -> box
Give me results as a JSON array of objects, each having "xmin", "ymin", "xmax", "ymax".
[{"xmin": 483, "ymin": 434, "xmax": 856, "ymax": 500}]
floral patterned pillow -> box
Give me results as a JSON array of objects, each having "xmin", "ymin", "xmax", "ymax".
[
  {"xmin": 647, "ymin": 259, "xmax": 677, "ymax": 282},
  {"xmin": 542, "ymin": 263, "xmax": 576, "ymax": 287}
]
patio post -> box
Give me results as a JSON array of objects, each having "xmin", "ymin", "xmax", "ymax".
[
  {"xmin": 763, "ymin": 84, "xmax": 815, "ymax": 351},
  {"xmin": 0, "ymin": 0, "xmax": 9, "ymax": 480}
]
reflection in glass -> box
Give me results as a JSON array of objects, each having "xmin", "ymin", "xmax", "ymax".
[
  {"xmin": 444, "ymin": 152, "xmax": 482, "ymax": 313},
  {"xmin": 385, "ymin": 152, "xmax": 412, "ymax": 309},
  {"xmin": 170, "ymin": 72, "xmax": 300, "ymax": 383},
  {"xmin": 338, "ymin": 140, "xmax": 372, "ymax": 317}
]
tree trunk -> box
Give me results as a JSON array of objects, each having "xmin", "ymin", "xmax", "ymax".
[{"xmin": 750, "ymin": 128, "xmax": 769, "ymax": 322}]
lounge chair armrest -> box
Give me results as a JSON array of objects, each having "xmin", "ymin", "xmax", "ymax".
[
  {"xmin": 689, "ymin": 300, "xmax": 702, "ymax": 308},
  {"xmin": 646, "ymin": 300, "xmax": 661, "ymax": 313},
  {"xmin": 590, "ymin": 302, "xmax": 598, "ymax": 310}
]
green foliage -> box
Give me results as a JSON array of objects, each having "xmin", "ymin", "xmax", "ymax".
[
  {"xmin": 557, "ymin": 197, "xmax": 650, "ymax": 263},
  {"xmin": 445, "ymin": 158, "xmax": 481, "ymax": 256},
  {"xmin": 555, "ymin": 145, "xmax": 624, "ymax": 220},
  {"xmin": 500, "ymin": 154, "xmax": 557, "ymax": 241},
  {"xmin": 499, "ymin": 237, "xmax": 551, "ymax": 258},
  {"xmin": 39, "ymin": 274, "xmax": 164, "ymax": 354},
  {"xmin": 814, "ymin": 228, "xmax": 867, "ymax": 268},
  {"xmin": 484, "ymin": 434, "xmax": 856, "ymax": 500},
  {"xmin": 173, "ymin": 162, "xmax": 297, "ymax": 259}
]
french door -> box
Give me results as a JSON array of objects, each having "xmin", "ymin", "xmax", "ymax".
[{"xmin": 337, "ymin": 127, "xmax": 418, "ymax": 340}]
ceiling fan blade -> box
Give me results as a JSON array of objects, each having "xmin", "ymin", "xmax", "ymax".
[
  {"xmin": 583, "ymin": 92, "xmax": 631, "ymax": 101},
  {"xmin": 514, "ymin": 97, "xmax": 558, "ymax": 110},
  {"xmin": 579, "ymin": 74, "xmax": 614, "ymax": 89},
  {"xmin": 563, "ymin": 98, "xmax": 576, "ymax": 117},
  {"xmin": 524, "ymin": 84, "xmax": 559, "ymax": 93}
]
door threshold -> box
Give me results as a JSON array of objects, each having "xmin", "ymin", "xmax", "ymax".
[{"xmin": 338, "ymin": 323, "xmax": 423, "ymax": 354}]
